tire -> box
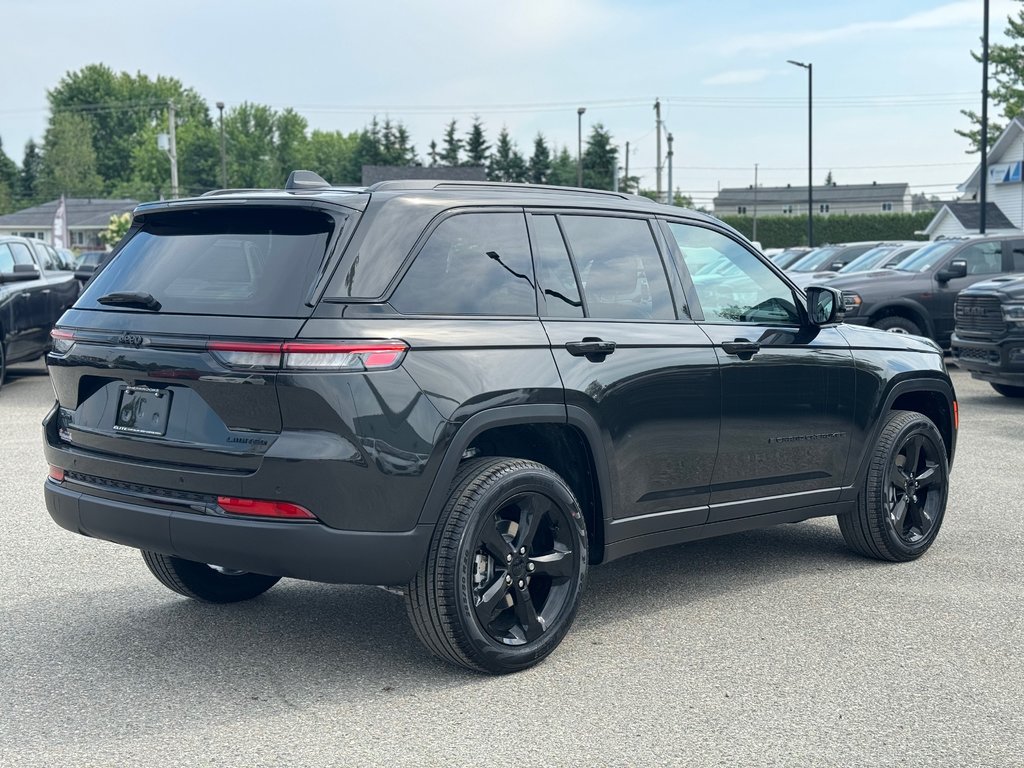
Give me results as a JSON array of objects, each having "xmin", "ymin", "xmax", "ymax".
[
  {"xmin": 991, "ymin": 383, "xmax": 1024, "ymax": 398},
  {"xmin": 871, "ymin": 315, "xmax": 923, "ymax": 336},
  {"xmin": 406, "ymin": 457, "xmax": 588, "ymax": 674},
  {"xmin": 838, "ymin": 410, "xmax": 949, "ymax": 562},
  {"xmin": 0, "ymin": 339, "xmax": 6, "ymax": 392},
  {"xmin": 141, "ymin": 550, "xmax": 281, "ymax": 603}
]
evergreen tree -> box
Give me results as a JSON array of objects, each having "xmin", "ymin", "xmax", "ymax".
[
  {"xmin": 307, "ymin": 129, "xmax": 359, "ymax": 185},
  {"xmin": 439, "ymin": 120, "xmax": 462, "ymax": 166},
  {"xmin": 38, "ymin": 112, "xmax": 104, "ymax": 198},
  {"xmin": 427, "ymin": 139, "xmax": 439, "ymax": 167},
  {"xmin": 548, "ymin": 146, "xmax": 577, "ymax": 187},
  {"xmin": 20, "ymin": 140, "xmax": 42, "ymax": 203},
  {"xmin": 464, "ymin": 117, "xmax": 489, "ymax": 167},
  {"xmin": 581, "ymin": 124, "xmax": 618, "ymax": 190},
  {"xmin": 527, "ymin": 133, "xmax": 552, "ymax": 184},
  {"xmin": 824, "ymin": 170, "xmax": 834, "ymax": 185},
  {"xmin": 957, "ymin": 1, "xmax": 1024, "ymax": 152},
  {"xmin": 0, "ymin": 137, "xmax": 19, "ymax": 212},
  {"xmin": 487, "ymin": 127, "xmax": 527, "ymax": 182}
]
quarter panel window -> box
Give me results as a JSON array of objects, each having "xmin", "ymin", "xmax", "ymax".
[
  {"xmin": 9, "ymin": 242, "xmax": 35, "ymax": 266},
  {"xmin": 559, "ymin": 215, "xmax": 674, "ymax": 321},
  {"xmin": 531, "ymin": 215, "xmax": 583, "ymax": 318},
  {"xmin": 391, "ymin": 212, "xmax": 536, "ymax": 316},
  {"xmin": 667, "ymin": 223, "xmax": 800, "ymax": 325}
]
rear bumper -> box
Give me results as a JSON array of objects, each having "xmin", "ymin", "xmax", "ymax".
[
  {"xmin": 950, "ymin": 333, "xmax": 1024, "ymax": 386},
  {"xmin": 44, "ymin": 480, "xmax": 433, "ymax": 585}
]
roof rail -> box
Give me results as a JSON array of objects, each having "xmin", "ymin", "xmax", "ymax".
[
  {"xmin": 366, "ymin": 179, "xmax": 653, "ymax": 203},
  {"xmin": 200, "ymin": 188, "xmax": 267, "ymax": 197}
]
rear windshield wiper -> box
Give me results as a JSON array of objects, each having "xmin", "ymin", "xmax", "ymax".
[{"xmin": 96, "ymin": 291, "xmax": 162, "ymax": 311}]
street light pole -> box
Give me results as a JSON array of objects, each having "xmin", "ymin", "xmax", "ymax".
[
  {"xmin": 216, "ymin": 101, "xmax": 227, "ymax": 188},
  {"xmin": 577, "ymin": 107, "xmax": 586, "ymax": 187},
  {"xmin": 787, "ymin": 59, "xmax": 813, "ymax": 247}
]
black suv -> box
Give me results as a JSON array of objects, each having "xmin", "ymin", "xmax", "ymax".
[
  {"xmin": 43, "ymin": 174, "xmax": 958, "ymax": 673},
  {"xmin": 825, "ymin": 234, "xmax": 1024, "ymax": 345},
  {"xmin": 951, "ymin": 274, "xmax": 1024, "ymax": 397}
]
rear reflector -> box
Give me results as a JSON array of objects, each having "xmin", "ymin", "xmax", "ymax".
[
  {"xmin": 48, "ymin": 465, "xmax": 65, "ymax": 482},
  {"xmin": 207, "ymin": 340, "xmax": 407, "ymax": 371},
  {"xmin": 50, "ymin": 328, "xmax": 76, "ymax": 355},
  {"xmin": 953, "ymin": 400, "xmax": 959, "ymax": 431},
  {"xmin": 217, "ymin": 496, "xmax": 317, "ymax": 521}
]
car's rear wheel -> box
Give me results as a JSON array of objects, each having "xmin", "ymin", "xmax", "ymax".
[
  {"xmin": 141, "ymin": 550, "xmax": 281, "ymax": 603},
  {"xmin": 406, "ymin": 457, "xmax": 588, "ymax": 674},
  {"xmin": 872, "ymin": 316, "xmax": 922, "ymax": 336},
  {"xmin": 991, "ymin": 383, "xmax": 1024, "ymax": 398},
  {"xmin": 0, "ymin": 338, "xmax": 6, "ymax": 392},
  {"xmin": 838, "ymin": 410, "xmax": 949, "ymax": 561}
]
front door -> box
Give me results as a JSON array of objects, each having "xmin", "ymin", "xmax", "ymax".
[{"xmin": 663, "ymin": 221, "xmax": 855, "ymax": 522}]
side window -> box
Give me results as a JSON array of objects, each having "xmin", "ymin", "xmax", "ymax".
[
  {"xmin": 32, "ymin": 242, "xmax": 55, "ymax": 270},
  {"xmin": 0, "ymin": 244, "xmax": 15, "ymax": 273},
  {"xmin": 956, "ymin": 241, "xmax": 1004, "ymax": 275},
  {"xmin": 530, "ymin": 215, "xmax": 583, "ymax": 318},
  {"xmin": 9, "ymin": 242, "xmax": 36, "ymax": 267},
  {"xmin": 1010, "ymin": 240, "xmax": 1024, "ymax": 271},
  {"xmin": 391, "ymin": 212, "xmax": 536, "ymax": 316},
  {"xmin": 667, "ymin": 223, "xmax": 801, "ymax": 325},
  {"xmin": 559, "ymin": 215, "xmax": 675, "ymax": 321}
]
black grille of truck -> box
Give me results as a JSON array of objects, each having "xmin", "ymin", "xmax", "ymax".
[{"xmin": 955, "ymin": 296, "xmax": 1005, "ymax": 335}]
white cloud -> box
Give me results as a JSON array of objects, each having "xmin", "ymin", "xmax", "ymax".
[
  {"xmin": 719, "ymin": 0, "xmax": 1016, "ymax": 56},
  {"xmin": 702, "ymin": 68, "xmax": 772, "ymax": 86}
]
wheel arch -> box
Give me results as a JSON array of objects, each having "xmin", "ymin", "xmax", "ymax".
[
  {"xmin": 416, "ymin": 405, "xmax": 612, "ymax": 564},
  {"xmin": 866, "ymin": 300, "xmax": 934, "ymax": 338}
]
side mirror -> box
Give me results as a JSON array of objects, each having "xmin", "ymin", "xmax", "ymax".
[
  {"xmin": 0, "ymin": 264, "xmax": 40, "ymax": 283},
  {"xmin": 806, "ymin": 286, "xmax": 844, "ymax": 326},
  {"xmin": 936, "ymin": 259, "xmax": 967, "ymax": 282}
]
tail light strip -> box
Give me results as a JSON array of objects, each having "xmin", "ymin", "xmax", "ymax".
[{"xmin": 206, "ymin": 340, "xmax": 408, "ymax": 371}]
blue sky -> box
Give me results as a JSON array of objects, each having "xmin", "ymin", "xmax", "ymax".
[{"xmin": 0, "ymin": 0, "xmax": 1015, "ymax": 204}]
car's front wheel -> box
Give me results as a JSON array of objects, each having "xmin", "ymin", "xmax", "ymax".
[
  {"xmin": 872, "ymin": 316, "xmax": 923, "ymax": 336},
  {"xmin": 141, "ymin": 551, "xmax": 281, "ymax": 603},
  {"xmin": 838, "ymin": 410, "xmax": 949, "ymax": 561},
  {"xmin": 991, "ymin": 382, "xmax": 1024, "ymax": 398},
  {"xmin": 406, "ymin": 457, "xmax": 588, "ymax": 674}
]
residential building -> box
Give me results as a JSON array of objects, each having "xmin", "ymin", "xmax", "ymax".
[
  {"xmin": 0, "ymin": 198, "xmax": 137, "ymax": 250},
  {"xmin": 713, "ymin": 182, "xmax": 911, "ymax": 217}
]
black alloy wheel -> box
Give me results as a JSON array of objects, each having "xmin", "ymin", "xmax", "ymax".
[
  {"xmin": 838, "ymin": 410, "xmax": 949, "ymax": 561},
  {"xmin": 407, "ymin": 457, "xmax": 588, "ymax": 674}
]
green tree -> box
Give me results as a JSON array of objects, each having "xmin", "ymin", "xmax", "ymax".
[
  {"xmin": 274, "ymin": 108, "xmax": 311, "ymax": 183},
  {"xmin": 527, "ymin": 133, "xmax": 552, "ymax": 184},
  {"xmin": 20, "ymin": 140, "xmax": 43, "ymax": 203},
  {"xmin": 824, "ymin": 170, "xmax": 834, "ymax": 185},
  {"xmin": 464, "ymin": 117, "xmax": 489, "ymax": 166},
  {"xmin": 439, "ymin": 120, "xmax": 462, "ymax": 166},
  {"xmin": 581, "ymin": 124, "xmax": 617, "ymax": 190},
  {"xmin": 0, "ymin": 137, "xmax": 19, "ymax": 213},
  {"xmin": 619, "ymin": 173, "xmax": 641, "ymax": 194},
  {"xmin": 548, "ymin": 146, "xmax": 577, "ymax": 187},
  {"xmin": 38, "ymin": 111, "xmax": 104, "ymax": 198},
  {"xmin": 427, "ymin": 139, "xmax": 440, "ymax": 167},
  {"xmin": 99, "ymin": 211, "xmax": 133, "ymax": 247},
  {"xmin": 673, "ymin": 189, "xmax": 693, "ymax": 207},
  {"xmin": 307, "ymin": 129, "xmax": 358, "ymax": 185},
  {"xmin": 957, "ymin": 1, "xmax": 1024, "ymax": 152},
  {"xmin": 378, "ymin": 118, "xmax": 416, "ymax": 166},
  {"xmin": 223, "ymin": 102, "xmax": 279, "ymax": 188},
  {"xmin": 487, "ymin": 127, "xmax": 527, "ymax": 182}
]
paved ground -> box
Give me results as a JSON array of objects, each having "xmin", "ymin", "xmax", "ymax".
[{"xmin": 1, "ymin": 359, "xmax": 1021, "ymax": 767}]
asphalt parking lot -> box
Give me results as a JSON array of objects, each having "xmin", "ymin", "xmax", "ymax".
[{"xmin": 1, "ymin": 359, "xmax": 1021, "ymax": 767}]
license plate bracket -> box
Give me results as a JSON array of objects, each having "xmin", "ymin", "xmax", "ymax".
[{"xmin": 114, "ymin": 386, "xmax": 171, "ymax": 436}]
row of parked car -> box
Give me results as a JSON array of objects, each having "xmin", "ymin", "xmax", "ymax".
[
  {"xmin": 765, "ymin": 235, "xmax": 1024, "ymax": 397},
  {"xmin": 0, "ymin": 235, "xmax": 106, "ymax": 389}
]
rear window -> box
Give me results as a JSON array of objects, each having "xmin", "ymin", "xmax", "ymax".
[{"xmin": 79, "ymin": 207, "xmax": 338, "ymax": 317}]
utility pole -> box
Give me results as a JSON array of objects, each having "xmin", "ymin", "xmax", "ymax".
[
  {"xmin": 654, "ymin": 98, "xmax": 662, "ymax": 202},
  {"xmin": 624, "ymin": 141, "xmax": 630, "ymax": 193},
  {"xmin": 787, "ymin": 60, "xmax": 813, "ymax": 246},
  {"xmin": 216, "ymin": 101, "xmax": 227, "ymax": 188},
  {"xmin": 666, "ymin": 132, "xmax": 674, "ymax": 205},
  {"xmin": 981, "ymin": 0, "xmax": 990, "ymax": 233},
  {"xmin": 168, "ymin": 100, "xmax": 179, "ymax": 199},
  {"xmin": 753, "ymin": 163, "xmax": 759, "ymax": 243}
]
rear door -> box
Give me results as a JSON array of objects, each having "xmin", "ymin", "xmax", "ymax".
[
  {"xmin": 2, "ymin": 240, "xmax": 50, "ymax": 359},
  {"xmin": 48, "ymin": 204, "xmax": 347, "ymax": 470},
  {"xmin": 535, "ymin": 211, "xmax": 720, "ymax": 537},
  {"xmin": 663, "ymin": 220, "xmax": 855, "ymax": 521}
]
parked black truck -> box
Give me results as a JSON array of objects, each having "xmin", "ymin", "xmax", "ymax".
[{"xmin": 951, "ymin": 274, "xmax": 1024, "ymax": 397}]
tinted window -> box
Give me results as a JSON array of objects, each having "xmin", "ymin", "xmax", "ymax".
[
  {"xmin": 79, "ymin": 207, "xmax": 338, "ymax": 317},
  {"xmin": 668, "ymin": 223, "xmax": 800, "ymax": 325},
  {"xmin": 1010, "ymin": 240, "xmax": 1024, "ymax": 271},
  {"xmin": 531, "ymin": 215, "xmax": 583, "ymax": 318},
  {"xmin": 391, "ymin": 212, "xmax": 535, "ymax": 316},
  {"xmin": 789, "ymin": 246, "xmax": 841, "ymax": 272},
  {"xmin": 560, "ymin": 215, "xmax": 674, "ymax": 321}
]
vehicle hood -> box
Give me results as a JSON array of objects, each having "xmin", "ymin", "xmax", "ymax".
[
  {"xmin": 825, "ymin": 269, "xmax": 926, "ymax": 291},
  {"xmin": 788, "ymin": 271, "xmax": 839, "ymax": 289},
  {"xmin": 958, "ymin": 273, "xmax": 1024, "ymax": 300},
  {"xmin": 837, "ymin": 322, "xmax": 943, "ymax": 353}
]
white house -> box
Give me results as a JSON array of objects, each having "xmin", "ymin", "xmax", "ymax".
[
  {"xmin": 925, "ymin": 116, "xmax": 1024, "ymax": 239},
  {"xmin": 0, "ymin": 198, "xmax": 137, "ymax": 250}
]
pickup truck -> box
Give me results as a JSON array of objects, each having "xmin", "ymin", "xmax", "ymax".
[{"xmin": 0, "ymin": 236, "xmax": 80, "ymax": 390}]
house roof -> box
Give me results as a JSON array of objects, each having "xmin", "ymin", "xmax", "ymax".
[
  {"xmin": 714, "ymin": 182, "xmax": 909, "ymax": 207},
  {"xmin": 361, "ymin": 165, "xmax": 487, "ymax": 185},
  {"xmin": 923, "ymin": 202, "xmax": 1017, "ymax": 236},
  {"xmin": 960, "ymin": 115, "xmax": 1024, "ymax": 194},
  {"xmin": 0, "ymin": 198, "xmax": 138, "ymax": 230}
]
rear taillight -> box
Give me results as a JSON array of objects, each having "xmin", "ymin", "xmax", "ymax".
[
  {"xmin": 207, "ymin": 340, "xmax": 407, "ymax": 371},
  {"xmin": 50, "ymin": 328, "xmax": 76, "ymax": 355},
  {"xmin": 217, "ymin": 496, "xmax": 317, "ymax": 521},
  {"xmin": 48, "ymin": 465, "xmax": 65, "ymax": 482}
]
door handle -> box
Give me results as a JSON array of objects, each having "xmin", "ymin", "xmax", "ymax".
[
  {"xmin": 721, "ymin": 339, "xmax": 760, "ymax": 360},
  {"xmin": 565, "ymin": 337, "xmax": 616, "ymax": 362}
]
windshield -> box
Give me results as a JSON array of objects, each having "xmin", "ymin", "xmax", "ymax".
[
  {"xmin": 79, "ymin": 207, "xmax": 339, "ymax": 317},
  {"xmin": 894, "ymin": 241, "xmax": 961, "ymax": 272},
  {"xmin": 839, "ymin": 246, "xmax": 896, "ymax": 273},
  {"xmin": 789, "ymin": 246, "xmax": 840, "ymax": 272}
]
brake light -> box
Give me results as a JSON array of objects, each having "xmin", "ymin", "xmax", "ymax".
[
  {"xmin": 48, "ymin": 465, "xmax": 65, "ymax": 482},
  {"xmin": 207, "ymin": 340, "xmax": 407, "ymax": 371},
  {"xmin": 50, "ymin": 328, "xmax": 76, "ymax": 355},
  {"xmin": 217, "ymin": 496, "xmax": 317, "ymax": 520}
]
